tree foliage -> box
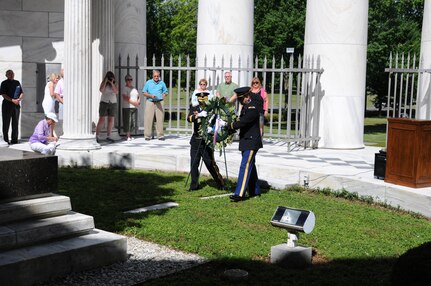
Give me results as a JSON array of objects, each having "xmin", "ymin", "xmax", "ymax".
[
  {"xmin": 367, "ymin": 0, "xmax": 424, "ymax": 109},
  {"xmin": 146, "ymin": 0, "xmax": 307, "ymax": 58},
  {"xmin": 170, "ymin": 0, "xmax": 198, "ymax": 56},
  {"xmin": 147, "ymin": 0, "xmax": 198, "ymax": 58},
  {"xmin": 146, "ymin": 0, "xmax": 171, "ymax": 57},
  {"xmin": 146, "ymin": 0, "xmax": 424, "ymax": 103},
  {"xmin": 254, "ymin": 0, "xmax": 306, "ymax": 57}
]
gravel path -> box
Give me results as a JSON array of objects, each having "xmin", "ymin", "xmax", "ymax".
[{"xmin": 41, "ymin": 237, "xmax": 207, "ymax": 286}]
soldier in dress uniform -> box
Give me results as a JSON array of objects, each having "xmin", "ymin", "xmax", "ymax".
[
  {"xmin": 187, "ymin": 92, "xmax": 225, "ymax": 191},
  {"xmin": 227, "ymin": 86, "xmax": 263, "ymax": 202}
]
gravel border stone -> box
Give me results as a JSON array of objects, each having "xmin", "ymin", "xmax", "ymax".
[{"xmin": 40, "ymin": 236, "xmax": 207, "ymax": 286}]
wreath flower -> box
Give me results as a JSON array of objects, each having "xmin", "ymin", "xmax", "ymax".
[{"xmin": 199, "ymin": 97, "xmax": 237, "ymax": 151}]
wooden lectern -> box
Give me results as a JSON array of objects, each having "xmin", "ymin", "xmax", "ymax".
[{"xmin": 385, "ymin": 118, "xmax": 431, "ymax": 188}]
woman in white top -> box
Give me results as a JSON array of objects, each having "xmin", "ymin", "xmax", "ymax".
[
  {"xmin": 42, "ymin": 73, "xmax": 58, "ymax": 114},
  {"xmin": 191, "ymin": 78, "xmax": 214, "ymax": 107},
  {"xmin": 95, "ymin": 71, "xmax": 119, "ymax": 143},
  {"xmin": 122, "ymin": 74, "xmax": 140, "ymax": 141}
]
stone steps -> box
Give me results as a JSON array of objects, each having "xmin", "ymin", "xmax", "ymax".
[
  {"xmin": 0, "ymin": 212, "xmax": 95, "ymax": 251},
  {"xmin": 0, "ymin": 229, "xmax": 127, "ymax": 286},
  {"xmin": 0, "ymin": 195, "xmax": 71, "ymax": 224},
  {"xmin": 0, "ymin": 194, "xmax": 127, "ymax": 286}
]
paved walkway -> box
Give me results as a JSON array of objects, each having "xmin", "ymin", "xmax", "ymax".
[{"xmin": 9, "ymin": 135, "xmax": 431, "ymax": 218}]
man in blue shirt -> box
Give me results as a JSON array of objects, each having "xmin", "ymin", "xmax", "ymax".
[
  {"xmin": 142, "ymin": 70, "xmax": 168, "ymax": 140},
  {"xmin": 0, "ymin": 70, "xmax": 24, "ymax": 144}
]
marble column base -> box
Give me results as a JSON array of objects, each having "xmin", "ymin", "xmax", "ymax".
[{"xmin": 57, "ymin": 135, "xmax": 101, "ymax": 151}]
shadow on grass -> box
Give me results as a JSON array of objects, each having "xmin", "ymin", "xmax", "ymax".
[
  {"xmin": 391, "ymin": 241, "xmax": 431, "ymax": 286},
  {"xmin": 364, "ymin": 123, "xmax": 387, "ymax": 134},
  {"xmin": 139, "ymin": 257, "xmax": 395, "ymax": 286},
  {"xmin": 57, "ymin": 168, "xmax": 431, "ymax": 286},
  {"xmin": 139, "ymin": 241, "xmax": 431, "ymax": 286},
  {"xmin": 58, "ymin": 167, "xmax": 186, "ymax": 231},
  {"xmin": 57, "ymin": 167, "xmax": 265, "ymax": 232}
]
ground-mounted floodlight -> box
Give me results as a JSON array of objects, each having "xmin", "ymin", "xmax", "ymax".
[
  {"xmin": 269, "ymin": 206, "xmax": 316, "ymax": 268},
  {"xmin": 270, "ymin": 206, "xmax": 315, "ymax": 246}
]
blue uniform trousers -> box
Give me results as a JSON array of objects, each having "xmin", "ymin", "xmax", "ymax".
[{"xmin": 234, "ymin": 149, "xmax": 260, "ymax": 198}]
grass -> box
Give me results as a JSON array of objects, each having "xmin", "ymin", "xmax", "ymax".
[
  {"xmin": 364, "ymin": 116, "xmax": 387, "ymax": 147},
  {"xmin": 58, "ymin": 168, "xmax": 431, "ymax": 286}
]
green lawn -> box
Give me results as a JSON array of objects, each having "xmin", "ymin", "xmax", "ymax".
[
  {"xmin": 364, "ymin": 116, "xmax": 387, "ymax": 147},
  {"xmin": 58, "ymin": 168, "xmax": 431, "ymax": 286}
]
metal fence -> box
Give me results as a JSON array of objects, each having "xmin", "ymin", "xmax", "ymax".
[
  {"xmin": 115, "ymin": 54, "xmax": 324, "ymax": 151},
  {"xmin": 384, "ymin": 51, "xmax": 431, "ymax": 119}
]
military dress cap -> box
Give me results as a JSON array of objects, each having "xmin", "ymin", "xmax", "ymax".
[
  {"xmin": 197, "ymin": 92, "xmax": 210, "ymax": 97},
  {"xmin": 234, "ymin": 86, "xmax": 251, "ymax": 98}
]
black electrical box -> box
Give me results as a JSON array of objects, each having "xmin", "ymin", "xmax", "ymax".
[{"xmin": 374, "ymin": 150, "xmax": 386, "ymax": 180}]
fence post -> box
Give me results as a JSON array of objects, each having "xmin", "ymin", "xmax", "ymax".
[
  {"xmin": 312, "ymin": 55, "xmax": 322, "ymax": 149},
  {"xmin": 115, "ymin": 54, "xmax": 324, "ymax": 150}
]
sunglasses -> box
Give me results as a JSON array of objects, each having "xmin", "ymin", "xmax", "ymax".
[
  {"xmin": 126, "ymin": 79, "xmax": 133, "ymax": 81},
  {"xmin": 252, "ymin": 81, "xmax": 260, "ymax": 84}
]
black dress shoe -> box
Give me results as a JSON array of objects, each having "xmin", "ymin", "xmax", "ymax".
[{"xmin": 229, "ymin": 195, "xmax": 245, "ymax": 202}]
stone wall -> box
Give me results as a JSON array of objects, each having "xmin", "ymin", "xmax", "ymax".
[{"xmin": 0, "ymin": 0, "xmax": 65, "ymax": 138}]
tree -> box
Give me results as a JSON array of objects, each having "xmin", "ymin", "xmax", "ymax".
[
  {"xmin": 170, "ymin": 0, "xmax": 198, "ymax": 56},
  {"xmin": 254, "ymin": 0, "xmax": 306, "ymax": 58},
  {"xmin": 146, "ymin": 0, "xmax": 424, "ymax": 107},
  {"xmin": 146, "ymin": 0, "xmax": 198, "ymax": 58},
  {"xmin": 147, "ymin": 0, "xmax": 306, "ymax": 59},
  {"xmin": 367, "ymin": 0, "xmax": 423, "ymax": 111},
  {"xmin": 147, "ymin": 0, "xmax": 170, "ymax": 57}
]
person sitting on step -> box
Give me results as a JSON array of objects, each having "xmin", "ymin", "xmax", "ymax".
[{"xmin": 29, "ymin": 112, "xmax": 59, "ymax": 155}]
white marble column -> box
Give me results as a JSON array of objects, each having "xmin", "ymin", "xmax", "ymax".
[
  {"xmin": 114, "ymin": 0, "xmax": 147, "ymax": 132},
  {"xmin": 304, "ymin": 0, "xmax": 369, "ymax": 149},
  {"xmin": 196, "ymin": 0, "xmax": 254, "ymax": 88},
  {"xmin": 417, "ymin": 0, "xmax": 431, "ymax": 119},
  {"xmin": 115, "ymin": 0, "xmax": 146, "ymax": 62},
  {"xmin": 92, "ymin": 0, "xmax": 116, "ymax": 138},
  {"xmin": 59, "ymin": 0, "xmax": 100, "ymax": 150}
]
